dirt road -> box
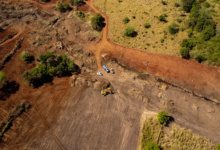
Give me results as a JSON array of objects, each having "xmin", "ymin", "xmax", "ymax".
[{"xmin": 86, "ymin": 0, "xmax": 220, "ymax": 102}]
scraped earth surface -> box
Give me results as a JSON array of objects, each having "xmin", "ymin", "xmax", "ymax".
[{"xmin": 0, "ymin": 0, "xmax": 220, "ymax": 150}]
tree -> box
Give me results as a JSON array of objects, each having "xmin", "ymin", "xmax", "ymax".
[
  {"xmin": 157, "ymin": 111, "xmax": 170, "ymax": 125},
  {"xmin": 181, "ymin": 0, "xmax": 196, "ymax": 12},
  {"xmin": 124, "ymin": 27, "xmax": 137, "ymax": 37},
  {"xmin": 91, "ymin": 14, "xmax": 105, "ymax": 31},
  {"xmin": 0, "ymin": 71, "xmax": 6, "ymax": 88}
]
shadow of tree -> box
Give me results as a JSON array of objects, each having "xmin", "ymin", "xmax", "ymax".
[{"xmin": 0, "ymin": 81, "xmax": 20, "ymax": 100}]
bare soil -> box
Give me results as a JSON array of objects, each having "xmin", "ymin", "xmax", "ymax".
[{"xmin": 0, "ymin": 0, "xmax": 220, "ymax": 150}]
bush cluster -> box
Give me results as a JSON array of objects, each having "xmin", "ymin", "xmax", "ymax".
[
  {"xmin": 124, "ymin": 27, "xmax": 137, "ymax": 37},
  {"xmin": 23, "ymin": 52, "xmax": 80, "ymax": 87},
  {"xmin": 56, "ymin": 2, "xmax": 72, "ymax": 12},
  {"xmin": 91, "ymin": 14, "xmax": 105, "ymax": 31},
  {"xmin": 157, "ymin": 111, "xmax": 170, "ymax": 125},
  {"xmin": 181, "ymin": 0, "xmax": 196, "ymax": 12},
  {"xmin": 21, "ymin": 51, "xmax": 34, "ymax": 64},
  {"xmin": 144, "ymin": 142, "xmax": 161, "ymax": 150}
]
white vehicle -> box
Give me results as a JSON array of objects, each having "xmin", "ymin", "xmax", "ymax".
[
  {"xmin": 102, "ymin": 65, "xmax": 110, "ymax": 73},
  {"xmin": 97, "ymin": 71, "xmax": 103, "ymax": 76}
]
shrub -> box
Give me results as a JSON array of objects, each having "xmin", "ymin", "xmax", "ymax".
[
  {"xmin": 70, "ymin": 0, "xmax": 85, "ymax": 6},
  {"xmin": 181, "ymin": 38, "xmax": 195, "ymax": 50},
  {"xmin": 21, "ymin": 51, "xmax": 34, "ymax": 64},
  {"xmin": 39, "ymin": 51, "xmax": 55, "ymax": 64},
  {"xmin": 201, "ymin": 25, "xmax": 216, "ymax": 41},
  {"xmin": 123, "ymin": 17, "xmax": 130, "ymax": 24},
  {"xmin": 181, "ymin": 0, "xmax": 196, "ymax": 12},
  {"xmin": 76, "ymin": 11, "xmax": 85, "ymax": 19},
  {"xmin": 195, "ymin": 54, "xmax": 206, "ymax": 63},
  {"xmin": 56, "ymin": 2, "xmax": 72, "ymax": 13},
  {"xmin": 180, "ymin": 47, "xmax": 190, "ymax": 59},
  {"xmin": 23, "ymin": 64, "xmax": 52, "ymax": 87},
  {"xmin": 24, "ymin": 53, "xmax": 80, "ymax": 87},
  {"xmin": 158, "ymin": 14, "xmax": 167, "ymax": 22},
  {"xmin": 161, "ymin": 0, "xmax": 167, "ymax": 5},
  {"xmin": 144, "ymin": 142, "xmax": 161, "ymax": 150},
  {"xmin": 144, "ymin": 23, "xmax": 151, "ymax": 29},
  {"xmin": 168, "ymin": 23, "xmax": 179, "ymax": 34},
  {"xmin": 124, "ymin": 27, "xmax": 137, "ymax": 37},
  {"xmin": 174, "ymin": 2, "xmax": 180, "ymax": 7},
  {"xmin": 0, "ymin": 71, "xmax": 6, "ymax": 88},
  {"xmin": 157, "ymin": 111, "xmax": 170, "ymax": 125},
  {"xmin": 91, "ymin": 14, "xmax": 105, "ymax": 31}
]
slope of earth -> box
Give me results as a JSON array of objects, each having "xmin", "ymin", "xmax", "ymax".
[
  {"xmin": 86, "ymin": 0, "xmax": 220, "ymax": 104},
  {"xmin": 0, "ymin": 0, "xmax": 220, "ymax": 150}
]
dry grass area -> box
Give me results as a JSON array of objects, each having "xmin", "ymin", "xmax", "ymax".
[
  {"xmin": 141, "ymin": 117, "xmax": 216, "ymax": 150},
  {"xmin": 94, "ymin": 0, "xmax": 189, "ymax": 55}
]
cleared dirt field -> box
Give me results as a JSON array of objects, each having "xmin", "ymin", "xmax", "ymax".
[{"xmin": 0, "ymin": 0, "xmax": 220, "ymax": 150}]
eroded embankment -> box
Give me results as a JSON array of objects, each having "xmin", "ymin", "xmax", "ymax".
[{"xmin": 86, "ymin": 0, "xmax": 220, "ymax": 103}]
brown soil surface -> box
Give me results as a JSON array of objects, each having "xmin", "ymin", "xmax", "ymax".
[
  {"xmin": 0, "ymin": 0, "xmax": 220, "ymax": 150},
  {"xmin": 86, "ymin": 0, "xmax": 220, "ymax": 103}
]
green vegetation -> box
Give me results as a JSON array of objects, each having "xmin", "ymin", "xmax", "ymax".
[
  {"xmin": 179, "ymin": 0, "xmax": 220, "ymax": 65},
  {"xmin": 91, "ymin": 14, "xmax": 105, "ymax": 31},
  {"xmin": 56, "ymin": 2, "xmax": 72, "ymax": 13},
  {"xmin": 21, "ymin": 51, "xmax": 34, "ymax": 64},
  {"xmin": 144, "ymin": 22, "xmax": 151, "ymax": 29},
  {"xmin": 181, "ymin": 0, "xmax": 195, "ymax": 12},
  {"xmin": 144, "ymin": 142, "xmax": 161, "ymax": 150},
  {"xmin": 71, "ymin": 0, "xmax": 85, "ymax": 6},
  {"xmin": 76, "ymin": 11, "xmax": 85, "ymax": 19},
  {"xmin": 123, "ymin": 17, "xmax": 130, "ymax": 24},
  {"xmin": 168, "ymin": 23, "xmax": 179, "ymax": 35},
  {"xmin": 0, "ymin": 71, "xmax": 6, "ymax": 88},
  {"xmin": 216, "ymin": 144, "xmax": 220, "ymax": 150},
  {"xmin": 23, "ymin": 52, "xmax": 80, "ymax": 87},
  {"xmin": 157, "ymin": 111, "xmax": 170, "ymax": 125},
  {"xmin": 180, "ymin": 47, "xmax": 190, "ymax": 59},
  {"xmin": 158, "ymin": 14, "xmax": 168, "ymax": 22},
  {"xmin": 142, "ymin": 117, "xmax": 215, "ymax": 150},
  {"xmin": 124, "ymin": 27, "xmax": 137, "ymax": 37}
]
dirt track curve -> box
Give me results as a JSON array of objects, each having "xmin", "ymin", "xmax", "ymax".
[{"xmin": 86, "ymin": 0, "xmax": 220, "ymax": 102}]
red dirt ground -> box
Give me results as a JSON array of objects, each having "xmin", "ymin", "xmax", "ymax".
[{"xmin": 85, "ymin": 0, "xmax": 220, "ymax": 102}]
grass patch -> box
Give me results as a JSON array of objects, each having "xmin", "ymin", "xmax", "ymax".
[
  {"xmin": 94, "ymin": 0, "xmax": 188, "ymax": 55},
  {"xmin": 141, "ymin": 117, "xmax": 215, "ymax": 150}
]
